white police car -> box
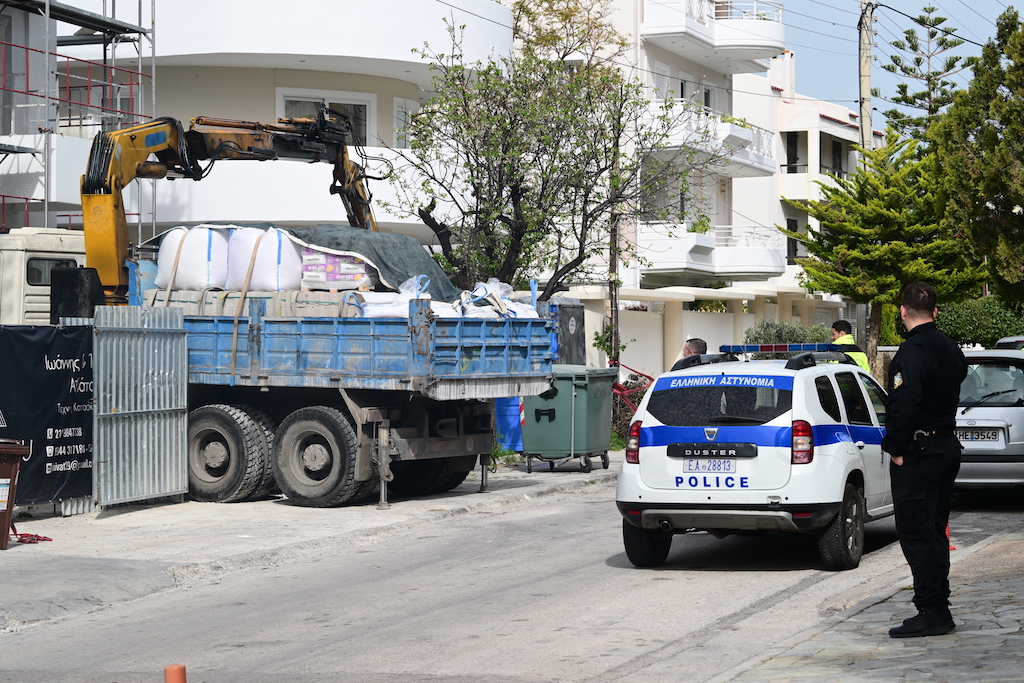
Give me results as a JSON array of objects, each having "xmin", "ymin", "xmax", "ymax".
[{"xmin": 616, "ymin": 344, "xmax": 892, "ymax": 571}]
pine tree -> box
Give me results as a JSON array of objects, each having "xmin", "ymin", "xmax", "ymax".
[
  {"xmin": 781, "ymin": 132, "xmax": 987, "ymax": 372},
  {"xmin": 873, "ymin": 6, "xmax": 977, "ymax": 143},
  {"xmin": 931, "ymin": 9, "xmax": 1024, "ymax": 299}
]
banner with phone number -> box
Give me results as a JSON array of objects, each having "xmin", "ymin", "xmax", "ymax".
[{"xmin": 0, "ymin": 326, "xmax": 93, "ymax": 504}]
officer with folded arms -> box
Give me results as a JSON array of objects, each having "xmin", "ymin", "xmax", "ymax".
[{"xmin": 883, "ymin": 282, "xmax": 967, "ymax": 638}]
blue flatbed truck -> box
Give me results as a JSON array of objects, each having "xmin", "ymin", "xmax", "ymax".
[
  {"xmin": 56, "ymin": 109, "xmax": 556, "ymax": 507},
  {"xmin": 178, "ymin": 295, "xmax": 553, "ymax": 506}
]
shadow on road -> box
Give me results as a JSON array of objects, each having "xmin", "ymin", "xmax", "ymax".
[{"xmin": 605, "ymin": 521, "xmax": 899, "ymax": 572}]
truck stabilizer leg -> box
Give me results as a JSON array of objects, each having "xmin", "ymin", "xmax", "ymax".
[{"xmin": 376, "ymin": 420, "xmax": 392, "ymax": 510}]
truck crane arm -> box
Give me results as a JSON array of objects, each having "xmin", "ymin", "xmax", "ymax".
[{"xmin": 80, "ymin": 107, "xmax": 378, "ymax": 304}]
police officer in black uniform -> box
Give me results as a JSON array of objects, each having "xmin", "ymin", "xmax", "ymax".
[{"xmin": 883, "ymin": 282, "xmax": 967, "ymax": 638}]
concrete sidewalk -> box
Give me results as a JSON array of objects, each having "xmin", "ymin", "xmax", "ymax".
[{"xmin": 4, "ymin": 452, "xmax": 1024, "ymax": 682}]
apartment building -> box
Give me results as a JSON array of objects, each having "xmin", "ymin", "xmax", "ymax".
[
  {"xmin": 0, "ymin": 0, "xmax": 859, "ymax": 375},
  {"xmin": 0, "ymin": 0, "xmax": 511, "ymax": 244},
  {"xmin": 733, "ymin": 51, "xmax": 885, "ymax": 330}
]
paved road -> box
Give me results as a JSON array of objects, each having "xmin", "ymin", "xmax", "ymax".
[{"xmin": 2, "ymin": 458, "xmax": 1022, "ymax": 683}]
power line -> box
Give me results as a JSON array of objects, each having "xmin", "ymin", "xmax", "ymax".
[{"xmin": 874, "ymin": 3, "xmax": 988, "ymax": 48}]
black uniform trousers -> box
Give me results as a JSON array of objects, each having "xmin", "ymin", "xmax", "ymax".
[{"xmin": 889, "ymin": 435, "xmax": 961, "ymax": 612}]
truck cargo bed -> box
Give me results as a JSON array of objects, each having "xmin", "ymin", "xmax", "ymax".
[{"xmin": 183, "ymin": 298, "xmax": 554, "ymax": 400}]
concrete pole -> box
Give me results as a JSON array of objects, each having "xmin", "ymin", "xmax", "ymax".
[{"xmin": 858, "ymin": 0, "xmax": 874, "ymax": 156}]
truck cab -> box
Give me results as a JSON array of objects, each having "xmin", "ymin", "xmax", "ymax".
[{"xmin": 0, "ymin": 228, "xmax": 85, "ymax": 325}]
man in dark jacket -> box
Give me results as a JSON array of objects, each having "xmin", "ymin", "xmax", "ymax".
[{"xmin": 883, "ymin": 282, "xmax": 967, "ymax": 638}]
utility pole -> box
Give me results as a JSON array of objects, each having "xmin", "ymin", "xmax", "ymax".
[{"xmin": 858, "ymin": 0, "xmax": 875, "ymax": 156}]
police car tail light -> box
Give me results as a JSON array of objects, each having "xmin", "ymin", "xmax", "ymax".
[
  {"xmin": 625, "ymin": 420, "xmax": 642, "ymax": 464},
  {"xmin": 792, "ymin": 420, "xmax": 814, "ymax": 464}
]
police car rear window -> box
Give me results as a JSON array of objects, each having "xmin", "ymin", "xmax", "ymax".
[{"xmin": 647, "ymin": 374, "xmax": 793, "ymax": 427}]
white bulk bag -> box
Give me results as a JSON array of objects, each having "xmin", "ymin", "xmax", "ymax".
[
  {"xmin": 226, "ymin": 227, "xmax": 303, "ymax": 291},
  {"xmin": 155, "ymin": 226, "xmax": 229, "ymax": 290}
]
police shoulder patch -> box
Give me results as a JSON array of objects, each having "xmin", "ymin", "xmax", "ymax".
[{"xmin": 893, "ymin": 372, "xmax": 903, "ymax": 389}]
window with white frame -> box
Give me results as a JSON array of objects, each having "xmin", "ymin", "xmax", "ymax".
[
  {"xmin": 276, "ymin": 88, "xmax": 376, "ymax": 146},
  {"xmin": 393, "ymin": 97, "xmax": 418, "ymax": 149}
]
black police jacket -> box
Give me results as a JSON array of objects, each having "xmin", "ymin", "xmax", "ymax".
[{"xmin": 882, "ymin": 321, "xmax": 967, "ymax": 458}]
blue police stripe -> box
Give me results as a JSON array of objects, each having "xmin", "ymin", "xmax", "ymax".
[
  {"xmin": 653, "ymin": 375, "xmax": 795, "ymax": 392},
  {"xmin": 642, "ymin": 424, "xmax": 884, "ymax": 449}
]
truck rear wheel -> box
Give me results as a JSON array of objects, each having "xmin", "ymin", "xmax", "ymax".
[
  {"xmin": 272, "ymin": 406, "xmax": 360, "ymax": 507},
  {"xmin": 234, "ymin": 405, "xmax": 277, "ymax": 500},
  {"xmin": 387, "ymin": 459, "xmax": 447, "ymax": 497},
  {"xmin": 187, "ymin": 404, "xmax": 266, "ymax": 502}
]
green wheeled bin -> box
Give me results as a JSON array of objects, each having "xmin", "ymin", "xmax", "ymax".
[{"xmin": 521, "ymin": 365, "xmax": 619, "ymax": 472}]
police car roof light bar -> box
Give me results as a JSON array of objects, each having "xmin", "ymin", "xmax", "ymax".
[{"xmin": 719, "ymin": 343, "xmax": 838, "ymax": 354}]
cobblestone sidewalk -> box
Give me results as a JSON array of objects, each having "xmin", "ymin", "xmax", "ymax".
[{"xmin": 726, "ymin": 532, "xmax": 1024, "ymax": 683}]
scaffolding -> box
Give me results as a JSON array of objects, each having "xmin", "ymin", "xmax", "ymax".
[{"xmin": 0, "ymin": 1, "xmax": 155, "ymax": 231}]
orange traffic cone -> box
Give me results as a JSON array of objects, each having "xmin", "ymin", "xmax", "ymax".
[{"xmin": 946, "ymin": 521, "xmax": 955, "ymax": 551}]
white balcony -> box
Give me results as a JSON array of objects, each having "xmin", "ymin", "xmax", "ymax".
[
  {"xmin": 639, "ymin": 222, "xmax": 785, "ymax": 280},
  {"xmin": 642, "ymin": 0, "xmax": 785, "ymax": 74},
  {"xmin": 660, "ymin": 103, "xmax": 776, "ymax": 177},
  {"xmin": 148, "ymin": 0, "xmax": 513, "ymax": 90}
]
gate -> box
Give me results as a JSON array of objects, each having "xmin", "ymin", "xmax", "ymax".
[{"xmin": 92, "ymin": 306, "xmax": 188, "ymax": 506}]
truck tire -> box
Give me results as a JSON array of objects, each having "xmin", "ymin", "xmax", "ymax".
[
  {"xmin": 817, "ymin": 482, "xmax": 865, "ymax": 571},
  {"xmin": 187, "ymin": 404, "xmax": 266, "ymax": 503},
  {"xmin": 622, "ymin": 519, "xmax": 672, "ymax": 568},
  {"xmin": 387, "ymin": 459, "xmax": 448, "ymax": 497},
  {"xmin": 233, "ymin": 405, "xmax": 277, "ymax": 500},
  {"xmin": 434, "ymin": 468, "xmax": 470, "ymax": 493},
  {"xmin": 272, "ymin": 406, "xmax": 360, "ymax": 507}
]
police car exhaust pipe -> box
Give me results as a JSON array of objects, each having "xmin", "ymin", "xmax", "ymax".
[{"xmin": 659, "ymin": 520, "xmax": 673, "ymax": 532}]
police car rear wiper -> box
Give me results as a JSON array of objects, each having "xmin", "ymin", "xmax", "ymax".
[
  {"xmin": 960, "ymin": 389, "xmax": 1016, "ymax": 415},
  {"xmin": 708, "ymin": 415, "xmax": 763, "ymax": 425}
]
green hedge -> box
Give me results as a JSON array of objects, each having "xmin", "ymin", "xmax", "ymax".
[
  {"xmin": 743, "ymin": 320, "xmax": 832, "ymax": 344},
  {"xmin": 936, "ymin": 296, "xmax": 1024, "ymax": 348}
]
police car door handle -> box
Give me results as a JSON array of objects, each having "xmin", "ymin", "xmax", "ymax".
[{"xmin": 854, "ymin": 440, "xmax": 866, "ymax": 450}]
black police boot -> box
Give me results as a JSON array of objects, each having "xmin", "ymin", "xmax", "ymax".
[{"xmin": 888, "ymin": 608, "xmax": 955, "ymax": 638}]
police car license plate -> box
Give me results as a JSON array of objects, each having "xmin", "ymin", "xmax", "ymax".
[
  {"xmin": 683, "ymin": 458, "xmax": 736, "ymax": 473},
  {"xmin": 956, "ymin": 428, "xmax": 999, "ymax": 441}
]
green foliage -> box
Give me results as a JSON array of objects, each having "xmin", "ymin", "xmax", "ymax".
[
  {"xmin": 873, "ymin": 6, "xmax": 977, "ymax": 143},
  {"xmin": 744, "ymin": 320, "xmax": 832, "ymax": 344},
  {"xmin": 593, "ymin": 323, "xmax": 627, "ymax": 358},
  {"xmin": 609, "ymin": 431, "xmax": 626, "ymax": 451},
  {"xmin": 780, "ymin": 131, "xmax": 987, "ymax": 364},
  {"xmin": 931, "ymin": 9, "xmax": 1024, "ymax": 294},
  {"xmin": 879, "ymin": 303, "xmax": 904, "ymax": 345},
  {"xmin": 690, "ymin": 299, "xmax": 727, "ymax": 312},
  {"xmin": 491, "ymin": 440, "xmax": 522, "ymax": 467},
  {"xmin": 382, "ymin": 0, "xmax": 725, "ymax": 298},
  {"xmin": 936, "ymin": 296, "xmax": 1024, "ymax": 348}
]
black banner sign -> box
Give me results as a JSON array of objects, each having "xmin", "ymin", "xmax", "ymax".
[{"xmin": 0, "ymin": 326, "xmax": 93, "ymax": 504}]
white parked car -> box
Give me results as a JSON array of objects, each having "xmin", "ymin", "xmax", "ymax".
[
  {"xmin": 616, "ymin": 345, "xmax": 892, "ymax": 571},
  {"xmin": 956, "ymin": 349, "xmax": 1024, "ymax": 488}
]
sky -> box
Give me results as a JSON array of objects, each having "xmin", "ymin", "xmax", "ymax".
[{"xmin": 775, "ymin": 0, "xmax": 1009, "ymax": 124}]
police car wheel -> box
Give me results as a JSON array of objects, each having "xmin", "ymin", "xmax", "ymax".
[
  {"xmin": 816, "ymin": 483, "xmax": 865, "ymax": 571},
  {"xmin": 622, "ymin": 519, "xmax": 672, "ymax": 567}
]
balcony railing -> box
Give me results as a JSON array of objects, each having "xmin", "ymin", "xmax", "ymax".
[
  {"xmin": 648, "ymin": 0, "xmax": 783, "ymax": 25},
  {"xmin": 711, "ymin": 224, "xmax": 784, "ymax": 249},
  {"xmin": 714, "ymin": 0, "xmax": 783, "ymax": 22},
  {"xmin": 663, "ymin": 102, "xmax": 775, "ymax": 158}
]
